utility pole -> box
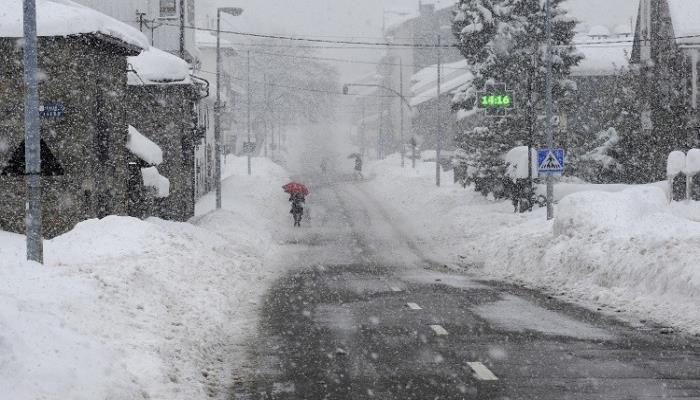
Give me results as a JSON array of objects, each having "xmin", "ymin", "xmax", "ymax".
[
  {"xmin": 545, "ymin": 0, "xmax": 554, "ymax": 219},
  {"xmin": 214, "ymin": 7, "xmax": 243, "ymax": 209},
  {"xmin": 264, "ymin": 74, "xmax": 268, "ymax": 158},
  {"xmin": 435, "ymin": 34, "xmax": 442, "ymax": 187},
  {"xmin": 247, "ymin": 49, "xmax": 252, "ymax": 175},
  {"xmin": 360, "ymin": 98, "xmax": 366, "ymax": 157},
  {"xmin": 23, "ymin": 0, "xmax": 42, "ymax": 263},
  {"xmin": 179, "ymin": 0, "xmax": 185, "ymax": 59},
  {"xmin": 214, "ymin": 8, "xmax": 222, "ymax": 209},
  {"xmin": 399, "ymin": 57, "xmax": 405, "ymax": 168},
  {"xmin": 377, "ymin": 89, "xmax": 382, "ymax": 159}
]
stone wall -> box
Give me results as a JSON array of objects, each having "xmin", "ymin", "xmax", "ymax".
[
  {"xmin": 0, "ymin": 36, "xmax": 136, "ymax": 238},
  {"xmin": 125, "ymin": 84, "xmax": 197, "ymax": 221}
]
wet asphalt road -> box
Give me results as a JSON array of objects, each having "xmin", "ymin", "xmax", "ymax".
[{"xmin": 230, "ymin": 177, "xmax": 700, "ymax": 399}]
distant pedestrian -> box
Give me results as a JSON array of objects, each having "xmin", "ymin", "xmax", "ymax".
[{"xmin": 354, "ymin": 156, "xmax": 363, "ymax": 180}]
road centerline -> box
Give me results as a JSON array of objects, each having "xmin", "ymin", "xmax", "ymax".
[
  {"xmin": 467, "ymin": 362, "xmax": 499, "ymax": 381},
  {"xmin": 429, "ymin": 324, "xmax": 448, "ymax": 335},
  {"xmin": 407, "ymin": 302, "xmax": 423, "ymax": 310}
]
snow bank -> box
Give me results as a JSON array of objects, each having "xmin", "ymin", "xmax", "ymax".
[
  {"xmin": 127, "ymin": 125, "xmax": 163, "ymax": 166},
  {"xmin": 504, "ymin": 146, "xmax": 537, "ymax": 180},
  {"xmin": 0, "ymin": 0, "xmax": 149, "ymax": 49},
  {"xmin": 128, "ymin": 47, "xmax": 191, "ymax": 85},
  {"xmin": 0, "ymin": 156, "xmax": 291, "ymax": 399},
  {"xmin": 141, "ymin": 166, "xmax": 170, "ymax": 197},
  {"xmin": 364, "ymin": 154, "xmax": 700, "ymax": 334},
  {"xmin": 667, "ymin": 150, "xmax": 686, "ymax": 176},
  {"xmin": 685, "ymin": 149, "xmax": 700, "ymax": 176}
]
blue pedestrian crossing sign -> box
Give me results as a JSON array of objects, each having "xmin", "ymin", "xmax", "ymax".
[{"xmin": 537, "ymin": 148, "xmax": 565, "ymax": 175}]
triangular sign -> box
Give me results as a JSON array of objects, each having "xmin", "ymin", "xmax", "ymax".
[
  {"xmin": 540, "ymin": 151, "xmax": 562, "ymax": 170},
  {"xmin": 1, "ymin": 139, "xmax": 65, "ymax": 176}
]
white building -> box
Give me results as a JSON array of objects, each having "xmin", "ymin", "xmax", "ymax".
[{"xmin": 72, "ymin": 0, "xmax": 199, "ymax": 62}]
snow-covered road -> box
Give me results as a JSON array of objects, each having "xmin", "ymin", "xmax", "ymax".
[{"xmin": 232, "ymin": 171, "xmax": 700, "ymax": 399}]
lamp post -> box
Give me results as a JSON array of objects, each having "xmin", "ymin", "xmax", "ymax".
[
  {"xmin": 343, "ymin": 83, "xmax": 412, "ymax": 163},
  {"xmin": 215, "ymin": 6, "xmax": 243, "ymax": 210}
]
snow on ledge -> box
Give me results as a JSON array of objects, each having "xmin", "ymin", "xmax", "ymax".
[
  {"xmin": 0, "ymin": 0, "xmax": 149, "ymax": 50},
  {"xmin": 141, "ymin": 166, "xmax": 170, "ymax": 198},
  {"xmin": 128, "ymin": 47, "xmax": 192, "ymax": 86},
  {"xmin": 127, "ymin": 125, "xmax": 163, "ymax": 166}
]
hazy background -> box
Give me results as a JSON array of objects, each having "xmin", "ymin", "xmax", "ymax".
[{"xmin": 196, "ymin": 0, "xmax": 639, "ymax": 80}]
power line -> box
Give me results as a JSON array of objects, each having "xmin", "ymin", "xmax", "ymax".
[
  {"xmin": 243, "ymin": 48, "xmax": 470, "ymax": 72},
  {"xmin": 198, "ymin": 68, "xmax": 450, "ymax": 101},
  {"xmin": 161, "ymin": 22, "xmax": 457, "ymax": 48},
  {"xmin": 161, "ymin": 21, "xmax": 700, "ymax": 49}
]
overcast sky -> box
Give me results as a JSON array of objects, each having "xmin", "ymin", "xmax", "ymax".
[{"xmin": 196, "ymin": 0, "xmax": 639, "ymax": 80}]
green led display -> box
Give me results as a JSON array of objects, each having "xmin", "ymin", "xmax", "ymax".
[{"xmin": 479, "ymin": 94, "xmax": 512, "ymax": 108}]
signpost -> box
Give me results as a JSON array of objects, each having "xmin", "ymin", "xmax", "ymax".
[
  {"xmin": 537, "ymin": 148, "xmax": 565, "ymax": 175},
  {"xmin": 39, "ymin": 103, "xmax": 64, "ymax": 118}
]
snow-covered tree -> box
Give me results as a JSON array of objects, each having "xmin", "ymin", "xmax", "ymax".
[
  {"xmin": 452, "ymin": 0, "xmax": 581, "ymax": 199},
  {"xmin": 564, "ymin": 67, "xmax": 641, "ymax": 183}
]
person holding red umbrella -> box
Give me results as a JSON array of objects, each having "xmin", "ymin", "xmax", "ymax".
[{"xmin": 283, "ymin": 182, "xmax": 309, "ymax": 227}]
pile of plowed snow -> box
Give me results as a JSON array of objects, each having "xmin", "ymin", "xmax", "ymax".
[
  {"xmin": 364, "ymin": 154, "xmax": 700, "ymax": 334},
  {"xmin": 0, "ymin": 156, "xmax": 290, "ymax": 400}
]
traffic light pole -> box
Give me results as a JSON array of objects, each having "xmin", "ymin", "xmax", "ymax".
[{"xmin": 435, "ymin": 34, "xmax": 442, "ymax": 187}]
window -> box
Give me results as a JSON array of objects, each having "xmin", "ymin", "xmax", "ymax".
[{"xmin": 159, "ymin": 0, "xmax": 177, "ymax": 19}]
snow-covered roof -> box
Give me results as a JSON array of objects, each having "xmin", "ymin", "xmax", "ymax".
[
  {"xmin": 127, "ymin": 125, "xmax": 163, "ymax": 166},
  {"xmin": 195, "ymin": 31, "xmax": 236, "ymax": 49},
  {"xmin": 563, "ymin": 0, "xmax": 639, "ymax": 36},
  {"xmin": 128, "ymin": 47, "xmax": 192, "ymax": 86},
  {"xmin": 667, "ymin": 0, "xmax": 700, "ymax": 46},
  {"xmin": 141, "ymin": 166, "xmax": 170, "ymax": 198},
  {"xmin": 410, "ymin": 59, "xmax": 473, "ymax": 107},
  {"xmin": 588, "ymin": 25, "xmax": 610, "ymax": 37},
  {"xmin": 572, "ymin": 34, "xmax": 631, "ymax": 76},
  {"xmin": 613, "ymin": 24, "xmax": 633, "ymax": 36},
  {"xmin": 0, "ymin": 0, "xmax": 148, "ymax": 50}
]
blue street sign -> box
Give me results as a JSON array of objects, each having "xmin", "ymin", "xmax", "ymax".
[
  {"xmin": 39, "ymin": 103, "xmax": 64, "ymax": 118},
  {"xmin": 537, "ymin": 148, "xmax": 565, "ymax": 175}
]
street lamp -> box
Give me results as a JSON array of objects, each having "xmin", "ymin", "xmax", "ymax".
[
  {"xmin": 215, "ymin": 6, "xmax": 243, "ymax": 209},
  {"xmin": 343, "ymin": 83, "xmax": 412, "ymax": 164}
]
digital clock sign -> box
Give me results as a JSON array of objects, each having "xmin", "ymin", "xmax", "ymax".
[{"xmin": 478, "ymin": 93, "xmax": 513, "ymax": 109}]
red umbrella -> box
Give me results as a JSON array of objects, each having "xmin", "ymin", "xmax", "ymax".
[{"xmin": 283, "ymin": 182, "xmax": 309, "ymax": 195}]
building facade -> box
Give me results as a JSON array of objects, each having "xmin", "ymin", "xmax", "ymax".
[
  {"xmin": 126, "ymin": 48, "xmax": 201, "ymax": 221},
  {"xmin": 73, "ymin": 0, "xmax": 199, "ymax": 62},
  {"xmin": 0, "ymin": 35, "xmax": 142, "ymax": 237}
]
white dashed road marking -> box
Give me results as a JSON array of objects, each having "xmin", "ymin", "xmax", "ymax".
[
  {"xmin": 429, "ymin": 325, "xmax": 448, "ymax": 336},
  {"xmin": 406, "ymin": 302, "xmax": 422, "ymax": 310},
  {"xmin": 467, "ymin": 362, "xmax": 499, "ymax": 381}
]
